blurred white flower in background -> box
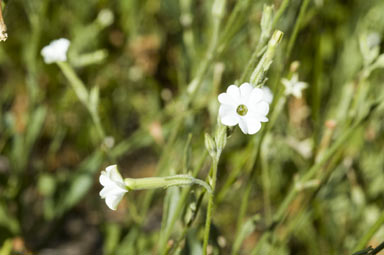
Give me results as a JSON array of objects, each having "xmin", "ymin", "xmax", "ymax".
[
  {"xmin": 262, "ymin": 86, "xmax": 273, "ymax": 104},
  {"xmin": 97, "ymin": 9, "xmax": 114, "ymax": 27},
  {"xmin": 281, "ymin": 73, "xmax": 308, "ymax": 98},
  {"xmin": 218, "ymin": 83, "xmax": 269, "ymax": 135},
  {"xmin": 41, "ymin": 38, "xmax": 70, "ymax": 64},
  {"xmin": 99, "ymin": 165, "xmax": 128, "ymax": 210}
]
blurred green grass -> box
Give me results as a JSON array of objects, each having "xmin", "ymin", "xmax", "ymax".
[{"xmin": 1, "ymin": 0, "xmax": 384, "ymax": 254}]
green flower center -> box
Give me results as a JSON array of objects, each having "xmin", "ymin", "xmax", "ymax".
[{"xmin": 236, "ymin": 104, "xmax": 248, "ymax": 116}]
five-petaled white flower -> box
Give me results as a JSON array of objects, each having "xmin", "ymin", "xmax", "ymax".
[
  {"xmin": 99, "ymin": 165, "xmax": 128, "ymax": 210},
  {"xmin": 281, "ymin": 74, "xmax": 307, "ymax": 98},
  {"xmin": 218, "ymin": 83, "xmax": 270, "ymax": 135},
  {"xmin": 41, "ymin": 38, "xmax": 70, "ymax": 64}
]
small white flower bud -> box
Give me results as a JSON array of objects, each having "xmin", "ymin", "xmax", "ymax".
[
  {"xmin": 212, "ymin": 0, "xmax": 226, "ymax": 18},
  {"xmin": 41, "ymin": 38, "xmax": 70, "ymax": 64},
  {"xmin": 97, "ymin": 9, "xmax": 114, "ymax": 27}
]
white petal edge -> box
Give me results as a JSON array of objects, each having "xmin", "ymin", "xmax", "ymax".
[
  {"xmin": 238, "ymin": 118, "xmax": 248, "ymax": 134},
  {"xmin": 105, "ymin": 194, "xmax": 125, "ymax": 210},
  {"xmin": 226, "ymin": 85, "xmax": 241, "ymax": 102},
  {"xmin": 239, "ymin": 83, "xmax": 253, "ymax": 98},
  {"xmin": 221, "ymin": 114, "xmax": 239, "ymax": 126},
  {"xmin": 246, "ymin": 119, "xmax": 262, "ymax": 135},
  {"xmin": 248, "ymin": 88, "xmax": 264, "ymax": 104},
  {"xmin": 218, "ymin": 93, "xmax": 236, "ymax": 106}
]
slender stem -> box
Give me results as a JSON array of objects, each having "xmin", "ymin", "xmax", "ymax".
[
  {"xmin": 90, "ymin": 110, "xmax": 106, "ymax": 142},
  {"xmin": 57, "ymin": 61, "xmax": 106, "ymax": 142},
  {"xmin": 286, "ymin": 0, "xmax": 311, "ymax": 61},
  {"xmin": 370, "ymin": 241, "xmax": 384, "ymax": 255},
  {"xmin": 354, "ymin": 211, "xmax": 384, "ymax": 252},
  {"xmin": 261, "ymin": 145, "xmax": 272, "ymax": 224},
  {"xmin": 169, "ymin": 191, "xmax": 206, "ymax": 255},
  {"xmin": 232, "ymin": 95, "xmax": 286, "ymax": 251},
  {"xmin": 57, "ymin": 62, "xmax": 89, "ymax": 106},
  {"xmin": 251, "ymin": 115, "xmax": 371, "ymax": 253},
  {"xmin": 158, "ymin": 151, "xmax": 208, "ymax": 254},
  {"xmin": 142, "ymin": 0, "xmax": 225, "ymax": 226},
  {"xmin": 186, "ymin": 11, "xmax": 221, "ymax": 97},
  {"xmin": 203, "ymin": 158, "xmax": 219, "ymax": 255},
  {"xmin": 272, "ymin": 0, "xmax": 290, "ymax": 29}
]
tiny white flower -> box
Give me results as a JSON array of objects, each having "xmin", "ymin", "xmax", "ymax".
[
  {"xmin": 218, "ymin": 83, "xmax": 269, "ymax": 135},
  {"xmin": 99, "ymin": 165, "xmax": 128, "ymax": 210},
  {"xmin": 281, "ymin": 73, "xmax": 307, "ymax": 98},
  {"xmin": 41, "ymin": 38, "xmax": 70, "ymax": 64},
  {"xmin": 261, "ymin": 86, "xmax": 273, "ymax": 104}
]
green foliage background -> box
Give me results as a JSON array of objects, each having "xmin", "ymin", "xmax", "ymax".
[{"xmin": 0, "ymin": 0, "xmax": 384, "ymax": 254}]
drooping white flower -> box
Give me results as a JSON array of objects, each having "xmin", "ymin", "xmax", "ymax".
[
  {"xmin": 262, "ymin": 86, "xmax": 273, "ymax": 104},
  {"xmin": 281, "ymin": 74, "xmax": 307, "ymax": 98},
  {"xmin": 218, "ymin": 83, "xmax": 269, "ymax": 135},
  {"xmin": 99, "ymin": 165, "xmax": 128, "ymax": 210},
  {"xmin": 41, "ymin": 38, "xmax": 70, "ymax": 64}
]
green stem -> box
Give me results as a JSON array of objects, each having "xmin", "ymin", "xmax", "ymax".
[
  {"xmin": 186, "ymin": 11, "xmax": 221, "ymax": 98},
  {"xmin": 354, "ymin": 211, "xmax": 384, "ymax": 252},
  {"xmin": 158, "ymin": 152, "xmax": 208, "ymax": 254},
  {"xmin": 272, "ymin": 0, "xmax": 290, "ymax": 29},
  {"xmin": 203, "ymin": 158, "xmax": 219, "ymax": 255},
  {"xmin": 57, "ymin": 61, "xmax": 89, "ymax": 106},
  {"xmin": 251, "ymin": 115, "xmax": 370, "ymax": 254},
  {"xmin": 141, "ymin": 0, "xmax": 225, "ymax": 224},
  {"xmin": 286, "ymin": 0, "xmax": 311, "ymax": 61},
  {"xmin": 57, "ymin": 61, "xmax": 107, "ymax": 142},
  {"xmin": 90, "ymin": 109, "xmax": 106, "ymax": 142}
]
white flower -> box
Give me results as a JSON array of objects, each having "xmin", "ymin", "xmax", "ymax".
[
  {"xmin": 218, "ymin": 83, "xmax": 269, "ymax": 135},
  {"xmin": 262, "ymin": 86, "xmax": 273, "ymax": 104},
  {"xmin": 99, "ymin": 165, "xmax": 128, "ymax": 210},
  {"xmin": 281, "ymin": 73, "xmax": 307, "ymax": 98},
  {"xmin": 41, "ymin": 38, "xmax": 70, "ymax": 64}
]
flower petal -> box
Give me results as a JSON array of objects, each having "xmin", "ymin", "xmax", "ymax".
[
  {"xmin": 247, "ymin": 110, "xmax": 269, "ymax": 122},
  {"xmin": 248, "ymin": 88, "xmax": 264, "ymax": 104},
  {"xmin": 107, "ymin": 165, "xmax": 124, "ymax": 183},
  {"xmin": 246, "ymin": 118, "xmax": 262, "ymax": 135},
  {"xmin": 221, "ymin": 113, "xmax": 239, "ymax": 126},
  {"xmin": 219, "ymin": 104, "xmax": 235, "ymax": 117},
  {"xmin": 249, "ymin": 101, "xmax": 269, "ymax": 116},
  {"xmin": 105, "ymin": 194, "xmax": 125, "ymax": 211},
  {"xmin": 238, "ymin": 118, "xmax": 248, "ymax": 134},
  {"xmin": 239, "ymin": 83, "xmax": 253, "ymax": 98},
  {"xmin": 262, "ymin": 86, "xmax": 273, "ymax": 104},
  {"xmin": 218, "ymin": 93, "xmax": 236, "ymax": 106},
  {"xmin": 226, "ymin": 85, "xmax": 241, "ymax": 102},
  {"xmin": 99, "ymin": 172, "xmax": 108, "ymax": 186}
]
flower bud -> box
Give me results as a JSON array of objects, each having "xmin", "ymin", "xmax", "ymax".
[
  {"xmin": 260, "ymin": 5, "xmax": 274, "ymax": 38},
  {"xmin": 205, "ymin": 133, "xmax": 217, "ymax": 159},
  {"xmin": 215, "ymin": 124, "xmax": 227, "ymax": 155},
  {"xmin": 212, "ymin": 0, "xmax": 226, "ymax": 18}
]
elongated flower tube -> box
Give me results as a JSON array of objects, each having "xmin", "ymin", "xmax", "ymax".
[{"xmin": 99, "ymin": 165, "xmax": 211, "ymax": 210}]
